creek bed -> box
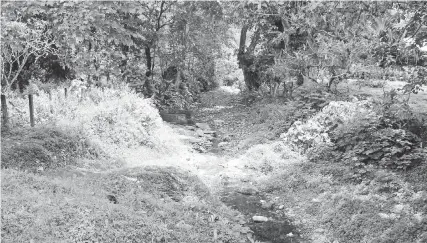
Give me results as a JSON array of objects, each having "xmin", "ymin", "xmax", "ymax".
[{"xmin": 221, "ymin": 184, "xmax": 304, "ymax": 243}]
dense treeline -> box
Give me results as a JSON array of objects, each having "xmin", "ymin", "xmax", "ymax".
[
  {"xmin": 232, "ymin": 1, "xmax": 426, "ymax": 94},
  {"xmin": 1, "ymin": 1, "xmax": 426, "ymax": 105},
  {"xmin": 1, "ymin": 1, "xmax": 229, "ymax": 108}
]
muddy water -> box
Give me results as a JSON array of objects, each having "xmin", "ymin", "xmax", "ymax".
[{"xmin": 221, "ymin": 184, "xmax": 303, "ymax": 243}]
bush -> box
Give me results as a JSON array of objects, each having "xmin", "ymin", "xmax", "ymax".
[
  {"xmin": 281, "ymin": 100, "xmax": 378, "ymax": 154},
  {"xmin": 223, "ymin": 77, "xmax": 238, "ymax": 86},
  {"xmin": 6, "ymin": 85, "xmax": 165, "ymax": 151},
  {"xmin": 1, "ymin": 126, "xmax": 105, "ymax": 172},
  {"xmin": 231, "ymin": 141, "xmax": 305, "ymax": 176},
  {"xmin": 376, "ymin": 100, "xmax": 427, "ymax": 143},
  {"xmin": 154, "ymin": 88, "xmax": 193, "ymax": 110},
  {"xmin": 332, "ymin": 125, "xmax": 424, "ymax": 171},
  {"xmin": 281, "ymin": 99, "xmax": 426, "ymax": 183}
]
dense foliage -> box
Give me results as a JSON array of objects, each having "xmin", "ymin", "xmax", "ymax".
[
  {"xmin": 1, "ymin": 1, "xmax": 231, "ymax": 109},
  {"xmin": 1, "ymin": 2, "xmax": 426, "ymax": 242},
  {"xmin": 1, "ymin": 1, "xmax": 426, "ymax": 104},
  {"xmin": 281, "ymin": 97, "xmax": 426, "ymax": 184},
  {"xmin": 229, "ymin": 1, "xmax": 426, "ymax": 95},
  {"xmin": 5, "ymin": 85, "xmax": 171, "ymax": 153}
]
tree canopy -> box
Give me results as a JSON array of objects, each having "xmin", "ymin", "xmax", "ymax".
[
  {"xmin": 1, "ymin": 1, "xmax": 426, "ymax": 101},
  {"xmin": 231, "ymin": 1, "xmax": 426, "ymax": 94}
]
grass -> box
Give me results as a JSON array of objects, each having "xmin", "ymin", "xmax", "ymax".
[
  {"xmin": 218, "ymin": 85, "xmax": 427, "ymax": 243},
  {"xmin": 4, "ymin": 85, "xmax": 166, "ymax": 154},
  {"xmin": 1, "ymin": 126, "xmax": 116, "ymax": 173},
  {"xmin": 1, "ymin": 124, "xmax": 248, "ymax": 243},
  {"xmin": 1, "ymin": 86, "xmax": 249, "ymax": 242},
  {"xmin": 1, "ymin": 167, "xmax": 247, "ymax": 243},
  {"xmin": 255, "ymin": 159, "xmax": 427, "ymax": 243},
  {"xmin": 2, "ymin": 80, "xmax": 426, "ymax": 243}
]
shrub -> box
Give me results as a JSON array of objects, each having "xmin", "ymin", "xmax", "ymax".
[
  {"xmin": 154, "ymin": 88, "xmax": 193, "ymax": 110},
  {"xmin": 281, "ymin": 100, "xmax": 378, "ymax": 154},
  {"xmin": 223, "ymin": 77, "xmax": 239, "ymax": 86},
  {"xmin": 375, "ymin": 100, "xmax": 427, "ymax": 143},
  {"xmin": 330, "ymin": 125, "xmax": 424, "ymax": 177},
  {"xmin": 1, "ymin": 126, "xmax": 104, "ymax": 172},
  {"xmin": 282, "ymin": 99, "xmax": 426, "ymax": 182},
  {"xmin": 6, "ymin": 85, "xmax": 165, "ymax": 151},
  {"xmin": 232, "ymin": 141, "xmax": 305, "ymax": 176}
]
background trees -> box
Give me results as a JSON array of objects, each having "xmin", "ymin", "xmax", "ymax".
[
  {"xmin": 1, "ymin": 1, "xmax": 231, "ymax": 110},
  {"xmin": 231, "ymin": 1, "xmax": 426, "ymax": 96},
  {"xmin": 1, "ymin": 1, "xmax": 426, "ymax": 103}
]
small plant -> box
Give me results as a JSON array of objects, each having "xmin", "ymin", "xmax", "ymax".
[{"xmin": 223, "ymin": 77, "xmax": 239, "ymax": 86}]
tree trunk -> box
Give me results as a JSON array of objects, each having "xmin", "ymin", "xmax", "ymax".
[
  {"xmin": 238, "ymin": 25, "xmax": 248, "ymax": 59},
  {"xmin": 6, "ymin": 54, "xmax": 30, "ymax": 91},
  {"xmin": 144, "ymin": 46, "xmax": 155, "ymax": 97},
  {"xmin": 145, "ymin": 46, "xmax": 152, "ymax": 75},
  {"xmin": 238, "ymin": 25, "xmax": 262, "ymax": 91},
  {"xmin": 327, "ymin": 68, "xmax": 337, "ymax": 91},
  {"xmin": 1, "ymin": 94, "xmax": 9, "ymax": 129}
]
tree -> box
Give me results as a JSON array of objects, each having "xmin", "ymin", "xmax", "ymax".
[
  {"xmin": 1, "ymin": 1, "xmax": 233, "ymax": 112},
  {"xmin": 228, "ymin": 1, "xmax": 426, "ymax": 93},
  {"xmin": 154, "ymin": 1, "xmax": 230, "ymax": 106},
  {"xmin": 1, "ymin": 2, "xmax": 56, "ymax": 92}
]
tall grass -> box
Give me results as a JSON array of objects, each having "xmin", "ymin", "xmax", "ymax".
[{"xmin": 5, "ymin": 84, "xmax": 173, "ymax": 156}]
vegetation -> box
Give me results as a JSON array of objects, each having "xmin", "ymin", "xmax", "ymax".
[
  {"xmin": 2, "ymin": 166, "xmax": 248, "ymax": 242},
  {"xmin": 1, "ymin": 1, "xmax": 426, "ymax": 243},
  {"xmin": 231, "ymin": 1, "xmax": 426, "ymax": 95}
]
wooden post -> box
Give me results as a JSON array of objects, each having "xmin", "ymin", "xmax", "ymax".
[
  {"xmin": 29, "ymin": 94, "xmax": 35, "ymax": 127},
  {"xmin": 1, "ymin": 94, "xmax": 9, "ymax": 129},
  {"xmin": 80, "ymin": 88, "xmax": 85, "ymax": 102},
  {"xmin": 48, "ymin": 90, "xmax": 54, "ymax": 114},
  {"xmin": 64, "ymin": 88, "xmax": 68, "ymax": 98}
]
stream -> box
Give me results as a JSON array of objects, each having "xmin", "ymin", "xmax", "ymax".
[
  {"xmin": 166, "ymin": 117, "xmax": 304, "ymax": 243},
  {"xmin": 220, "ymin": 179, "xmax": 303, "ymax": 243}
]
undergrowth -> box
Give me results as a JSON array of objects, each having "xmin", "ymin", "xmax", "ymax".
[
  {"xmin": 1, "ymin": 167, "xmax": 247, "ymax": 243},
  {"xmin": 1, "ymin": 84, "xmax": 250, "ymax": 242},
  {"xmin": 0, "ymin": 126, "xmax": 121, "ymax": 173},
  {"xmin": 236, "ymin": 94, "xmax": 426, "ymax": 243},
  {"xmin": 5, "ymin": 85, "xmax": 165, "ymax": 151}
]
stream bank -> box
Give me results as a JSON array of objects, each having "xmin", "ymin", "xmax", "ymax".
[{"xmin": 167, "ymin": 118, "xmax": 305, "ymax": 243}]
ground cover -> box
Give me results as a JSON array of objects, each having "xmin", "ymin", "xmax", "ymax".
[{"xmin": 2, "ymin": 79, "xmax": 426, "ymax": 243}]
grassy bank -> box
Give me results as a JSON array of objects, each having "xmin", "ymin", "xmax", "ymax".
[
  {"xmin": 233, "ymin": 97, "xmax": 427, "ymax": 243},
  {"xmin": 1, "ymin": 86, "xmax": 248, "ymax": 242}
]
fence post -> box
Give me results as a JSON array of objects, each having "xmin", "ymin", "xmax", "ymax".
[
  {"xmin": 1, "ymin": 94, "xmax": 9, "ymax": 129},
  {"xmin": 29, "ymin": 94, "xmax": 35, "ymax": 127}
]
